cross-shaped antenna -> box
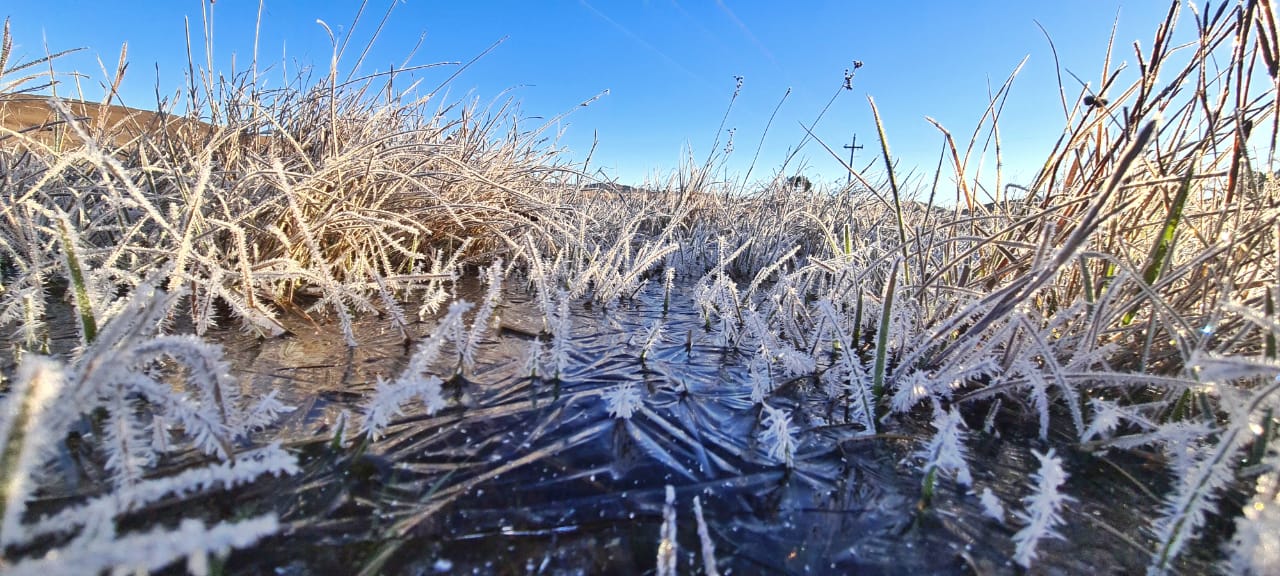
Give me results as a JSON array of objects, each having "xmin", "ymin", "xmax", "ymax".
[{"xmin": 843, "ymin": 134, "xmax": 863, "ymax": 185}]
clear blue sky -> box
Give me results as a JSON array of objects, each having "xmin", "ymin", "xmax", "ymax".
[{"xmin": 4, "ymin": 1, "xmax": 1188, "ymax": 194}]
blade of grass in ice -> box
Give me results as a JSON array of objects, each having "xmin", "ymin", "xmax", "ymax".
[
  {"xmin": 56, "ymin": 216, "xmax": 97, "ymax": 345},
  {"xmin": 873, "ymin": 258, "xmax": 900, "ymax": 404},
  {"xmin": 1078, "ymin": 254, "xmax": 1096, "ymax": 313},
  {"xmin": 1269, "ymin": 289, "xmax": 1277, "ymax": 360},
  {"xmin": 851, "ymin": 288, "xmax": 864, "ymax": 355}
]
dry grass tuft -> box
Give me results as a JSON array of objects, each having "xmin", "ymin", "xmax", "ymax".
[{"xmin": 2, "ymin": 1, "xmax": 1280, "ymax": 573}]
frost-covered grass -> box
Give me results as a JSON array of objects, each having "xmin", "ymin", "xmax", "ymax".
[{"xmin": 2, "ymin": 0, "xmax": 1280, "ymax": 573}]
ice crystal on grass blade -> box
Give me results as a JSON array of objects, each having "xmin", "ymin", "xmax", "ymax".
[
  {"xmin": 892, "ymin": 371, "xmax": 934, "ymax": 415},
  {"xmin": 415, "ymin": 246, "xmax": 466, "ymax": 321},
  {"xmin": 7, "ymin": 515, "xmax": 280, "ymax": 576},
  {"xmin": 1143, "ymin": 360, "xmax": 1280, "ymax": 574},
  {"xmin": 602, "ymin": 382, "xmax": 644, "ymax": 419},
  {"xmin": 86, "ymin": 332, "xmax": 250, "ymax": 466},
  {"xmin": 635, "ymin": 318, "xmax": 665, "ymax": 363},
  {"xmin": 0, "ymin": 283, "xmax": 47, "ymax": 351},
  {"xmin": 547, "ymin": 289, "xmax": 572, "ymax": 380},
  {"xmin": 0, "ymin": 291, "xmax": 295, "ymax": 575},
  {"xmin": 773, "ymin": 341, "xmax": 816, "ymax": 377},
  {"xmin": 814, "ymin": 299, "xmax": 876, "ymax": 432},
  {"xmin": 103, "ymin": 390, "xmax": 155, "ymax": 487},
  {"xmin": 0, "ymin": 357, "xmax": 66, "ymax": 546},
  {"xmin": 657, "ymin": 485, "xmax": 678, "ymax": 576},
  {"xmin": 1228, "ymin": 468, "xmax": 1280, "ymax": 575},
  {"xmin": 916, "ymin": 408, "xmax": 973, "ymax": 488},
  {"xmin": 662, "ymin": 266, "xmax": 675, "ymax": 314},
  {"xmin": 462, "ymin": 259, "xmax": 504, "ymax": 372},
  {"xmin": 524, "ymin": 236, "xmax": 559, "ymax": 331},
  {"xmin": 361, "ymin": 300, "xmax": 471, "ymax": 439},
  {"xmin": 25, "ymin": 443, "xmax": 298, "ymax": 542},
  {"xmin": 759, "ymin": 402, "xmax": 798, "ymax": 467},
  {"xmin": 1081, "ymin": 397, "xmax": 1126, "ymax": 442},
  {"xmin": 1012, "ymin": 449, "xmax": 1072, "ymax": 568},
  {"xmin": 361, "ymin": 374, "xmax": 445, "ymax": 440},
  {"xmin": 54, "ymin": 283, "xmax": 288, "ymax": 489},
  {"xmin": 1015, "ymin": 358, "xmax": 1054, "ymax": 441},
  {"xmin": 748, "ymin": 357, "xmax": 774, "ymax": 404},
  {"xmin": 980, "ymin": 488, "xmax": 1006, "ymax": 523},
  {"xmin": 693, "ymin": 496, "xmax": 721, "ymax": 576},
  {"xmin": 524, "ymin": 337, "xmax": 544, "ymax": 379}
]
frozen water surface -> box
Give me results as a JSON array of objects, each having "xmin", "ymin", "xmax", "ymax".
[{"xmin": 174, "ymin": 279, "xmax": 1218, "ymax": 575}]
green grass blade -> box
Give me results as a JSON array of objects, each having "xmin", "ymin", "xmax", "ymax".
[
  {"xmin": 1123, "ymin": 166, "xmax": 1194, "ymax": 325},
  {"xmin": 872, "ymin": 259, "xmax": 900, "ymax": 404},
  {"xmin": 1267, "ymin": 288, "xmax": 1277, "ymax": 360},
  {"xmin": 56, "ymin": 217, "xmax": 97, "ymax": 345},
  {"xmin": 851, "ymin": 288, "xmax": 864, "ymax": 355}
]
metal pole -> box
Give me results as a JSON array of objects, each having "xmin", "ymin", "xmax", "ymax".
[{"xmin": 843, "ymin": 134, "xmax": 863, "ymax": 185}]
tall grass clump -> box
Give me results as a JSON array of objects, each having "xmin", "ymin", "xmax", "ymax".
[
  {"xmin": 3, "ymin": 0, "xmax": 1280, "ymax": 573},
  {"xmin": 0, "ymin": 1, "xmax": 591, "ymax": 351}
]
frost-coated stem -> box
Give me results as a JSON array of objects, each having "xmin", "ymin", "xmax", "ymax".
[
  {"xmin": 56, "ymin": 216, "xmax": 97, "ymax": 345},
  {"xmin": 0, "ymin": 357, "xmax": 66, "ymax": 546},
  {"xmin": 693, "ymin": 496, "xmax": 720, "ymax": 576},
  {"xmin": 656, "ymin": 485, "xmax": 678, "ymax": 576},
  {"xmin": 1012, "ymin": 449, "xmax": 1072, "ymax": 568}
]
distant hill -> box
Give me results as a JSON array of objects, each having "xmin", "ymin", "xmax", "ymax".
[
  {"xmin": 0, "ymin": 94, "xmax": 258, "ymax": 149},
  {"xmin": 580, "ymin": 181, "xmax": 667, "ymax": 199},
  {"xmin": 581, "ymin": 182, "xmax": 654, "ymax": 194}
]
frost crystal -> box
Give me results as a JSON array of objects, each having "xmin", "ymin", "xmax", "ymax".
[
  {"xmin": 1229, "ymin": 472, "xmax": 1280, "ymax": 575},
  {"xmin": 748, "ymin": 358, "xmax": 774, "ymax": 404},
  {"xmin": 1012, "ymin": 449, "xmax": 1072, "ymax": 568},
  {"xmin": 361, "ymin": 301, "xmax": 471, "ymax": 439},
  {"xmin": 656, "ymin": 484, "xmax": 678, "ymax": 576},
  {"xmin": 979, "ymin": 488, "xmax": 1006, "ymax": 523},
  {"xmin": 1081, "ymin": 397, "xmax": 1123, "ymax": 442},
  {"xmin": 759, "ymin": 402, "xmax": 798, "ymax": 467},
  {"xmin": 524, "ymin": 337, "xmax": 544, "ymax": 378},
  {"xmin": 693, "ymin": 496, "xmax": 720, "ymax": 576},
  {"xmin": 916, "ymin": 408, "xmax": 973, "ymax": 487},
  {"xmin": 602, "ymin": 383, "xmax": 644, "ymax": 419}
]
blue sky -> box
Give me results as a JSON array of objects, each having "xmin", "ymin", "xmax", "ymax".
[{"xmin": 4, "ymin": 1, "xmax": 1188, "ymax": 195}]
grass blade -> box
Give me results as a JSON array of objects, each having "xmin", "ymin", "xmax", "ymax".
[{"xmin": 1122, "ymin": 165, "xmax": 1195, "ymax": 325}]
